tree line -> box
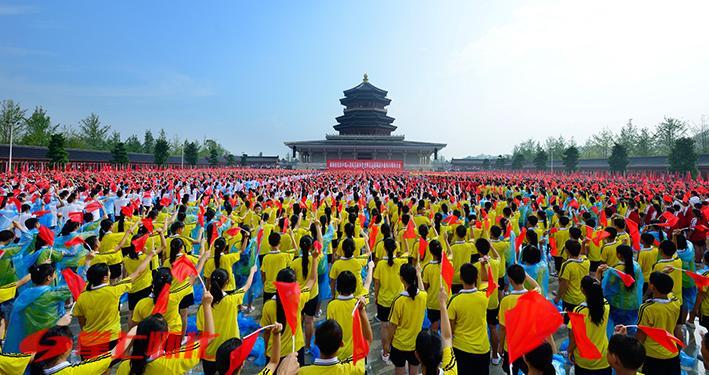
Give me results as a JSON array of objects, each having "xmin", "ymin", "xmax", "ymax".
[{"xmin": 0, "ymin": 99, "xmax": 238, "ymax": 166}]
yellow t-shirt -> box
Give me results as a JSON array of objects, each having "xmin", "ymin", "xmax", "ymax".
[
  {"xmin": 600, "ymin": 241, "xmax": 621, "ymax": 265},
  {"xmin": 373, "ymin": 258, "xmax": 406, "ymax": 307},
  {"xmin": 474, "ymin": 258, "xmax": 501, "ymax": 310},
  {"xmin": 163, "ymin": 254, "xmax": 199, "ymax": 295},
  {"xmin": 389, "ymin": 290, "xmax": 428, "ymax": 351},
  {"xmin": 291, "ymin": 253, "xmax": 322, "ymax": 298},
  {"xmin": 586, "ymin": 227, "xmax": 603, "ymax": 262},
  {"xmin": 330, "ymin": 257, "xmax": 368, "ymax": 298},
  {"xmin": 700, "ymin": 269, "xmax": 709, "ymax": 317},
  {"xmin": 554, "ymin": 227, "xmax": 571, "ymax": 259},
  {"xmin": 490, "ymin": 239, "xmax": 510, "ymax": 276},
  {"xmin": 96, "ymin": 232, "xmax": 125, "ymax": 266},
  {"xmin": 203, "ymin": 252, "xmax": 241, "ymax": 292},
  {"xmin": 51, "ymin": 352, "xmax": 113, "ymax": 374},
  {"xmin": 447, "ymin": 288, "xmax": 490, "ymax": 354},
  {"xmin": 116, "ymin": 342, "xmax": 202, "ymax": 375},
  {"xmin": 441, "ymin": 346, "xmax": 458, "ymax": 375},
  {"xmin": 559, "ymin": 258, "xmax": 591, "ymax": 305},
  {"xmin": 638, "ymin": 296, "xmax": 681, "ymax": 359},
  {"xmin": 450, "ymin": 241, "xmax": 473, "ymax": 285},
  {"xmin": 499, "ymin": 290, "xmax": 527, "ymax": 350},
  {"xmin": 260, "ymin": 287, "xmax": 314, "ymax": 357},
  {"xmin": 75, "ymin": 278, "xmax": 132, "ymax": 345},
  {"xmin": 123, "ymin": 253, "xmax": 157, "ymax": 293},
  {"xmin": 326, "ymin": 296, "xmax": 358, "ymax": 360},
  {"xmin": 568, "ymin": 302, "xmax": 610, "ymax": 370},
  {"xmin": 298, "ymin": 358, "xmax": 365, "ymax": 375},
  {"xmin": 0, "ymin": 353, "xmax": 32, "ymax": 374},
  {"xmin": 262, "ymin": 251, "xmax": 293, "ymax": 294},
  {"xmin": 652, "ymin": 257, "xmax": 683, "ymax": 305},
  {"xmin": 637, "ymin": 246, "xmax": 659, "ymax": 282},
  {"xmin": 132, "ymin": 290, "xmax": 183, "ymax": 333},
  {"xmin": 0, "ymin": 282, "xmax": 17, "ymax": 304},
  {"xmin": 422, "ymin": 262, "xmax": 444, "ymax": 310},
  {"xmin": 197, "ymin": 289, "xmax": 245, "ymax": 360}
]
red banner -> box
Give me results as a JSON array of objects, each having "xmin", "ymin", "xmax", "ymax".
[{"xmin": 327, "ymin": 159, "xmax": 403, "ymax": 170}]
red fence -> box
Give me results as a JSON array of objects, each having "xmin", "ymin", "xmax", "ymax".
[{"xmin": 326, "ymin": 159, "xmax": 404, "ymax": 170}]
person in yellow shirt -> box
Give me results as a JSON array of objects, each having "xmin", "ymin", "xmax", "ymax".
[
  {"xmin": 552, "ymin": 216, "xmax": 571, "ymax": 272},
  {"xmin": 422, "ymin": 239, "xmax": 445, "ymax": 332},
  {"xmin": 384, "ymin": 263, "xmax": 427, "ymax": 375},
  {"xmin": 329, "ymin": 237, "xmax": 371, "ymax": 299},
  {"xmin": 373, "ymin": 237, "xmax": 406, "ymax": 364},
  {"xmin": 75, "ymin": 249, "xmax": 155, "ymax": 359},
  {"xmin": 415, "ymin": 284, "xmax": 458, "ymax": 375},
  {"xmin": 290, "ymin": 233, "xmax": 323, "ymax": 355},
  {"xmin": 606, "ymin": 329, "xmax": 646, "ymax": 375},
  {"xmin": 0, "ymin": 352, "xmax": 32, "ymax": 374},
  {"xmin": 652, "ymin": 240, "xmax": 683, "ymax": 308},
  {"xmin": 95, "ymin": 218, "xmax": 139, "ymax": 281},
  {"xmin": 203, "ymin": 236, "xmax": 243, "ymax": 293},
  {"xmin": 117, "ymin": 290, "xmax": 215, "ymax": 375},
  {"xmin": 613, "ymin": 218, "xmax": 631, "ymax": 247},
  {"xmin": 261, "ymin": 231, "xmax": 293, "ymax": 301},
  {"xmin": 695, "ymin": 251, "xmax": 709, "ymax": 330},
  {"xmin": 122, "ymin": 229, "xmax": 166, "ymax": 323},
  {"xmin": 214, "ymin": 323, "xmax": 296, "ymax": 375},
  {"xmin": 450, "ymin": 225, "xmax": 474, "ymax": 294},
  {"xmin": 447, "ymin": 262, "xmax": 489, "ymax": 374},
  {"xmin": 567, "ymin": 276, "xmax": 611, "ymax": 373},
  {"xmin": 198, "ymin": 264, "xmax": 258, "ymax": 375},
  {"xmin": 636, "ymin": 272, "xmax": 681, "ymax": 375},
  {"xmin": 554, "ymin": 240, "xmax": 590, "ymax": 323},
  {"xmin": 600, "ymin": 227, "xmax": 622, "ymax": 266},
  {"xmin": 326, "ymin": 271, "xmax": 361, "ymax": 361},
  {"xmin": 638, "ymin": 233, "xmax": 659, "ymax": 294}
]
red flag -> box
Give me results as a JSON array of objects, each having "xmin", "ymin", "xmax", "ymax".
[
  {"xmin": 505, "ymin": 290, "xmax": 563, "ymax": 363},
  {"xmin": 403, "ymin": 220, "xmax": 416, "ymax": 239},
  {"xmin": 418, "ymin": 237, "xmax": 428, "ymax": 260},
  {"xmin": 441, "ymin": 255, "xmax": 454, "ymax": 290},
  {"xmin": 120, "ymin": 205, "xmax": 133, "ymax": 218},
  {"xmin": 32, "ymin": 209, "xmax": 51, "ymax": 217},
  {"xmin": 550, "ymin": 239, "xmax": 559, "ymax": 256},
  {"xmin": 515, "ymin": 227, "xmax": 527, "ymax": 253},
  {"xmin": 657, "ymin": 212, "xmax": 679, "ymax": 228},
  {"xmin": 38, "ymin": 225, "xmax": 54, "ymax": 246},
  {"xmin": 151, "ymin": 284, "xmax": 171, "ymax": 315},
  {"xmin": 486, "ymin": 264, "xmax": 498, "ymax": 298},
  {"xmin": 313, "ymin": 240, "xmax": 322, "ymax": 252},
  {"xmin": 625, "ymin": 219, "xmax": 640, "ymax": 250},
  {"xmin": 282, "ymin": 216, "xmax": 290, "ymax": 234},
  {"xmin": 637, "ymin": 325, "xmax": 684, "ymax": 353},
  {"xmin": 63, "ymin": 236, "xmax": 86, "ymax": 247},
  {"xmin": 599, "ymin": 210, "xmax": 608, "ymax": 227},
  {"xmin": 591, "ymin": 230, "xmax": 611, "ymax": 247},
  {"xmin": 227, "ymin": 331, "xmax": 258, "ymax": 375},
  {"xmin": 256, "ymin": 228, "xmax": 264, "ymax": 251},
  {"xmin": 84, "ymin": 201, "xmax": 102, "ymax": 212},
  {"xmin": 368, "ymin": 225, "xmax": 379, "ymax": 250},
  {"xmin": 567, "ymin": 312, "xmax": 602, "ymax": 359},
  {"xmin": 274, "ymin": 281, "xmax": 300, "ymax": 334},
  {"xmin": 131, "ymin": 233, "xmax": 149, "ymax": 253},
  {"xmin": 569, "ymin": 199, "xmax": 580, "ymax": 210},
  {"xmin": 225, "ymin": 227, "xmax": 241, "ymax": 237},
  {"xmin": 358, "ymin": 213, "xmax": 366, "ymax": 229},
  {"xmin": 610, "ymin": 268, "xmax": 635, "ymax": 287},
  {"xmin": 172, "ymin": 256, "xmax": 198, "ymax": 282},
  {"xmin": 584, "ymin": 226, "xmax": 594, "ymax": 241},
  {"xmin": 210, "ymin": 224, "xmax": 219, "ymax": 246},
  {"xmin": 160, "ymin": 197, "xmax": 172, "ymax": 206},
  {"xmin": 141, "ymin": 218, "xmax": 154, "ymax": 233},
  {"xmin": 352, "ymin": 307, "xmax": 370, "ymax": 365},
  {"xmin": 68, "ymin": 211, "xmax": 83, "ymax": 224},
  {"xmin": 61, "ymin": 268, "xmax": 86, "ymax": 301},
  {"xmin": 685, "ymin": 270, "xmax": 709, "ymax": 288}
]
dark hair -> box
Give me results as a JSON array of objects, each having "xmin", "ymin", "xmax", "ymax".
[
  {"xmin": 384, "ymin": 238, "xmax": 397, "ymax": 266},
  {"xmin": 336, "ymin": 270, "xmax": 356, "ymax": 296},
  {"xmin": 0, "ymin": 229, "xmax": 14, "ymax": 243},
  {"xmin": 24, "ymin": 217, "xmax": 39, "ymax": 230},
  {"xmin": 400, "ymin": 263, "xmax": 418, "ymax": 300},
  {"xmin": 151, "ymin": 267, "xmax": 173, "ymax": 304},
  {"xmin": 60, "ymin": 220, "xmax": 80, "ymax": 237},
  {"xmin": 415, "ymin": 330, "xmax": 443, "ymax": 374},
  {"xmin": 210, "ymin": 268, "xmax": 228, "ymax": 306},
  {"xmin": 315, "ymin": 319, "xmax": 343, "ymax": 357},
  {"xmin": 342, "ymin": 238, "xmax": 356, "ymax": 258},
  {"xmin": 86, "ymin": 263, "xmax": 109, "ymax": 291},
  {"xmin": 565, "ymin": 240, "xmax": 581, "ymax": 257},
  {"xmin": 455, "ymin": 224, "xmax": 467, "ymax": 239},
  {"xmin": 29, "ymin": 263, "xmax": 55, "ymax": 285},
  {"xmin": 640, "ymin": 232, "xmax": 655, "ymax": 246},
  {"xmin": 507, "ymin": 264, "xmax": 525, "ymax": 284},
  {"xmin": 608, "ymin": 334, "xmax": 645, "ymax": 370},
  {"xmin": 169, "ymin": 238, "xmax": 184, "ymax": 264},
  {"xmin": 275, "ymin": 268, "xmax": 297, "ymax": 332},
  {"xmin": 521, "ymin": 245, "xmax": 541, "ymax": 265},
  {"xmin": 428, "ymin": 239, "xmax": 442, "ymax": 261},
  {"xmin": 523, "ymin": 342, "xmax": 555, "ymax": 375},
  {"xmin": 658, "ymin": 240, "xmax": 676, "ymax": 257},
  {"xmin": 268, "ymin": 232, "xmax": 281, "ymax": 247},
  {"xmin": 28, "ymin": 326, "xmax": 73, "ymax": 375},
  {"xmin": 213, "ymin": 237, "xmax": 227, "ymax": 269},
  {"xmin": 129, "ymin": 314, "xmax": 169, "ymax": 375},
  {"xmin": 616, "ymin": 245, "xmax": 636, "ymax": 289},
  {"xmin": 649, "ymin": 271, "xmax": 673, "ymax": 294},
  {"xmin": 569, "ymin": 227, "xmax": 582, "ymax": 240},
  {"xmin": 215, "ymin": 338, "xmax": 244, "ymax": 374},
  {"xmin": 475, "ymin": 238, "xmax": 491, "ymax": 255},
  {"xmin": 299, "ymin": 235, "xmax": 313, "ymax": 279},
  {"xmin": 581, "ymin": 276, "xmax": 605, "ymax": 325},
  {"xmin": 460, "ymin": 262, "xmax": 477, "ymax": 286}
]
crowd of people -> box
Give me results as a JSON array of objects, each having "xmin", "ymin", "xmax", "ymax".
[{"xmin": 0, "ymin": 168, "xmax": 707, "ymax": 375}]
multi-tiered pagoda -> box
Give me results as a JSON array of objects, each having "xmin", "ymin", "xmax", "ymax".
[{"xmin": 285, "ymin": 74, "xmax": 446, "ymax": 170}]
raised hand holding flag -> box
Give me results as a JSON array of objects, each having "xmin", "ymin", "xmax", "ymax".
[{"xmin": 61, "ymin": 268, "xmax": 86, "ymax": 301}]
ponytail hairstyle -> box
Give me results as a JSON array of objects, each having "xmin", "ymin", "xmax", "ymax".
[
  {"xmin": 129, "ymin": 314, "xmax": 169, "ymax": 375},
  {"xmin": 210, "ymin": 268, "xmax": 228, "ymax": 306},
  {"xmin": 342, "ymin": 238, "xmax": 356, "ymax": 258},
  {"xmin": 205, "ymin": 222, "xmax": 218, "ymax": 247},
  {"xmin": 415, "ymin": 330, "xmax": 443, "ymax": 375},
  {"xmin": 215, "ymin": 338, "xmax": 246, "ymax": 374},
  {"xmin": 151, "ymin": 267, "xmax": 173, "ymax": 305},
  {"xmin": 433, "ymin": 213, "xmax": 442, "ymax": 234},
  {"xmin": 523, "ymin": 342, "xmax": 555, "ymax": 375},
  {"xmin": 99, "ymin": 219, "xmax": 113, "ymax": 240},
  {"xmin": 28, "ymin": 326, "xmax": 73, "ymax": 375},
  {"xmin": 400, "ymin": 263, "xmax": 418, "ymax": 300},
  {"xmin": 616, "ymin": 245, "xmax": 636, "ymax": 289},
  {"xmin": 117, "ymin": 214, "xmax": 126, "ymax": 233},
  {"xmin": 274, "ymin": 268, "xmax": 297, "ymax": 333},
  {"xmin": 581, "ymin": 275, "xmax": 605, "ymax": 325},
  {"xmin": 380, "ymin": 222, "xmax": 391, "ymax": 239},
  {"xmin": 213, "ymin": 237, "xmax": 227, "ymax": 269},
  {"xmin": 169, "ymin": 238, "xmax": 184, "ymax": 264},
  {"xmin": 86, "ymin": 263, "xmax": 109, "ymax": 291},
  {"xmin": 344, "ymin": 223, "xmax": 355, "ymax": 239},
  {"xmin": 169, "ymin": 221, "xmax": 184, "ymax": 237},
  {"xmin": 60, "ymin": 220, "xmax": 80, "ymax": 237},
  {"xmin": 384, "ymin": 238, "xmax": 397, "ymax": 266},
  {"xmin": 429, "ymin": 239, "xmax": 442, "ymax": 262},
  {"xmin": 299, "ymin": 235, "xmax": 313, "ymax": 279},
  {"xmin": 84, "ymin": 235, "xmax": 99, "ymax": 252},
  {"xmin": 29, "ymin": 263, "xmax": 55, "ymax": 285},
  {"xmin": 418, "ymin": 224, "xmax": 429, "ymax": 239}
]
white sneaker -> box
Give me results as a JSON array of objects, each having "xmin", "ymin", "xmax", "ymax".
[
  {"xmin": 381, "ymin": 351, "xmax": 392, "ymax": 365},
  {"xmin": 491, "ymin": 356, "xmax": 502, "ymax": 365}
]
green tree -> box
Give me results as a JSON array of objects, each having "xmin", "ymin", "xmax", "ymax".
[
  {"xmin": 143, "ymin": 130, "xmax": 155, "ymax": 154},
  {"xmin": 1, "ymin": 99, "xmax": 27, "ymax": 143},
  {"xmin": 512, "ymin": 138, "xmax": 538, "ymax": 162},
  {"xmin": 608, "ymin": 143, "xmax": 629, "ymax": 173},
  {"xmin": 46, "ymin": 133, "xmax": 69, "ymax": 166},
  {"xmin": 533, "ymin": 148, "xmax": 548, "ymax": 170},
  {"xmin": 510, "ymin": 152, "xmax": 525, "ymax": 169},
  {"xmin": 153, "ymin": 138, "xmax": 170, "ymax": 165},
  {"xmin": 562, "ymin": 145, "xmax": 579, "ymax": 172},
  {"xmin": 494, "ymin": 155, "xmax": 507, "ymax": 169},
  {"xmin": 654, "ymin": 117, "xmax": 687, "ymax": 155},
  {"xmin": 225, "ymin": 153, "xmax": 236, "ymax": 166},
  {"xmin": 106, "ymin": 130, "xmax": 121, "ymax": 150},
  {"xmin": 124, "ymin": 135, "xmax": 143, "ymax": 153},
  {"xmin": 618, "ymin": 119, "xmax": 638, "ymax": 155},
  {"xmin": 668, "ymin": 137, "xmax": 698, "ymax": 175},
  {"xmin": 635, "ymin": 127, "xmax": 654, "ymax": 156},
  {"xmin": 692, "ymin": 115, "xmax": 709, "ymax": 154},
  {"xmin": 21, "ymin": 106, "xmax": 56, "ymax": 146},
  {"xmin": 586, "ymin": 128, "xmax": 615, "ymax": 158},
  {"xmin": 208, "ymin": 144, "xmax": 220, "ymax": 166},
  {"xmin": 482, "ymin": 158, "xmax": 490, "ymax": 170},
  {"xmin": 241, "ymin": 153, "xmax": 248, "ymax": 166},
  {"xmin": 111, "ymin": 142, "xmax": 129, "ymax": 164},
  {"xmin": 78, "ymin": 113, "xmax": 111, "ymax": 150},
  {"xmin": 183, "ymin": 141, "xmax": 199, "ymax": 165}
]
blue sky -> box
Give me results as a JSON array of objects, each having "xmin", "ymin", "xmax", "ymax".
[{"xmin": 2, "ymin": 1, "xmax": 708, "ymax": 158}]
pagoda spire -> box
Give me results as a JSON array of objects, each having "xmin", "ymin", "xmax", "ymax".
[{"xmin": 363, "ymin": 73, "xmax": 368, "ymax": 82}]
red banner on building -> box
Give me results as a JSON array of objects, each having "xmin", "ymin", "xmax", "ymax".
[{"xmin": 327, "ymin": 159, "xmax": 403, "ymax": 170}]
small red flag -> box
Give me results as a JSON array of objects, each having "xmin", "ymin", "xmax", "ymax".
[
  {"xmin": 637, "ymin": 325, "xmax": 684, "ymax": 353},
  {"xmin": 274, "ymin": 281, "xmax": 300, "ymax": 334},
  {"xmin": 141, "ymin": 218, "xmax": 154, "ymax": 233},
  {"xmin": 584, "ymin": 226, "xmax": 594, "ymax": 241},
  {"xmin": 282, "ymin": 216, "xmax": 290, "ymax": 234},
  {"xmin": 63, "ymin": 236, "xmax": 86, "ymax": 247},
  {"xmin": 32, "ymin": 209, "xmax": 51, "ymax": 218},
  {"xmin": 131, "ymin": 233, "xmax": 149, "ymax": 253},
  {"xmin": 611, "ymin": 268, "xmax": 636, "ymax": 287},
  {"xmin": 210, "ymin": 224, "xmax": 219, "ymax": 246},
  {"xmin": 68, "ymin": 211, "xmax": 83, "ymax": 224},
  {"xmin": 160, "ymin": 197, "xmax": 172, "ymax": 206},
  {"xmin": 368, "ymin": 225, "xmax": 379, "ymax": 249},
  {"xmin": 313, "ymin": 240, "xmax": 322, "ymax": 252},
  {"xmin": 352, "ymin": 307, "xmax": 370, "ymax": 365},
  {"xmin": 486, "ymin": 264, "xmax": 498, "ymax": 298},
  {"xmin": 151, "ymin": 284, "xmax": 171, "ymax": 315},
  {"xmin": 38, "ymin": 225, "xmax": 54, "ymax": 246},
  {"xmin": 550, "ymin": 239, "xmax": 559, "ymax": 256},
  {"xmin": 403, "ymin": 220, "xmax": 416, "ymax": 239},
  {"xmin": 505, "ymin": 291, "xmax": 563, "ymax": 363},
  {"xmin": 225, "ymin": 227, "xmax": 241, "ymax": 237},
  {"xmin": 657, "ymin": 212, "xmax": 679, "ymax": 228},
  {"xmin": 515, "ymin": 227, "xmax": 527, "ymax": 253},
  {"xmin": 120, "ymin": 205, "xmax": 133, "ymax": 218},
  {"xmin": 591, "ymin": 230, "xmax": 611, "ymax": 247},
  {"xmin": 358, "ymin": 213, "xmax": 366, "ymax": 229},
  {"xmin": 441, "ymin": 255, "xmax": 454, "ymax": 290},
  {"xmin": 568, "ymin": 312, "xmax": 602, "ymax": 359},
  {"xmin": 84, "ymin": 201, "xmax": 102, "ymax": 212},
  {"xmin": 172, "ymin": 256, "xmax": 198, "ymax": 282},
  {"xmin": 256, "ymin": 228, "xmax": 264, "ymax": 251},
  {"xmin": 61, "ymin": 268, "xmax": 86, "ymax": 301},
  {"xmin": 227, "ymin": 331, "xmax": 258, "ymax": 375},
  {"xmin": 418, "ymin": 237, "xmax": 428, "ymax": 260},
  {"xmin": 625, "ymin": 219, "xmax": 640, "ymax": 250},
  {"xmin": 599, "ymin": 210, "xmax": 608, "ymax": 227},
  {"xmin": 685, "ymin": 270, "xmax": 709, "ymax": 288}
]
